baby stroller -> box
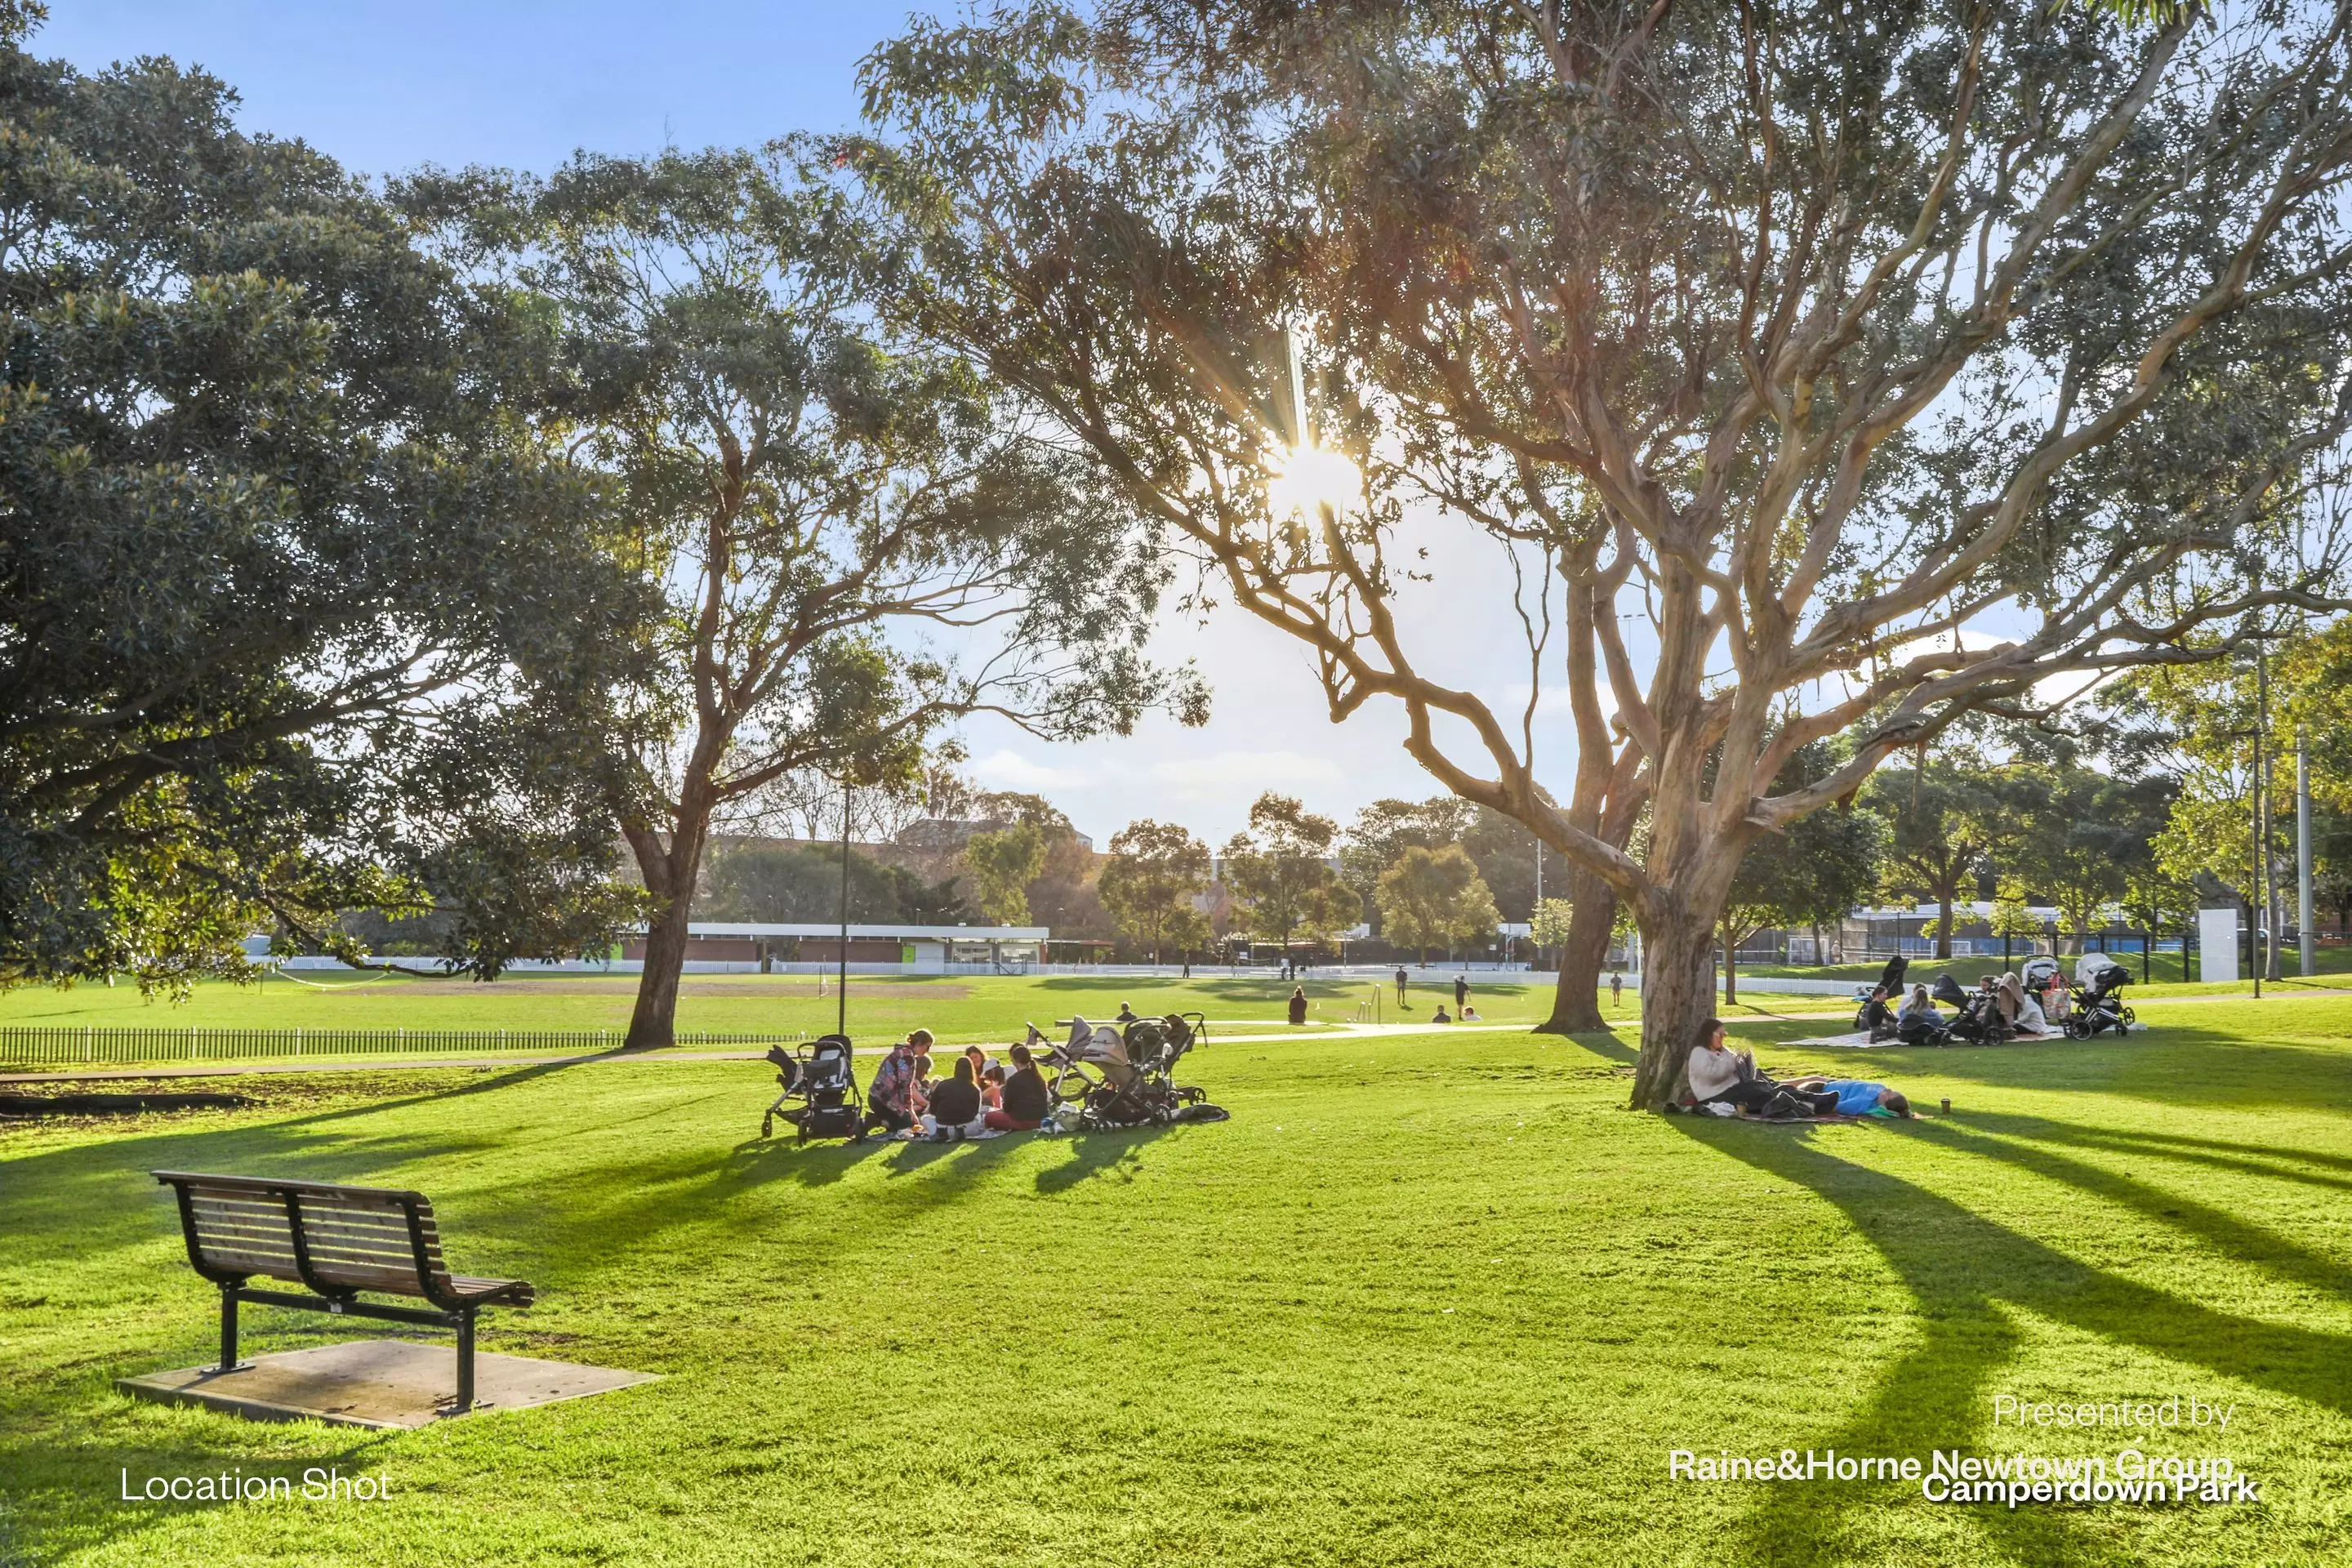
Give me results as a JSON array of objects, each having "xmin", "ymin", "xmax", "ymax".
[
  {"xmin": 1932, "ymin": 973, "xmax": 2008, "ymax": 1044},
  {"xmin": 759, "ymin": 1034, "xmax": 868, "ymax": 1143},
  {"xmin": 1028, "ymin": 1013, "xmax": 1220, "ymax": 1130},
  {"xmin": 2064, "ymin": 955, "xmax": 2136, "ymax": 1038}
]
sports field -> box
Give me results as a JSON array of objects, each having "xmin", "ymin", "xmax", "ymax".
[
  {"xmin": 4, "ymin": 990, "xmax": 2349, "ymax": 1566},
  {"xmin": 0, "ymin": 970, "xmax": 1628, "ymax": 1049}
]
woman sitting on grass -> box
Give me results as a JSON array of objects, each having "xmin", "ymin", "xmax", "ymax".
[
  {"xmin": 986, "ymin": 1042, "xmax": 1049, "ymax": 1131},
  {"xmin": 924, "ymin": 1056, "xmax": 987, "ymax": 1141},
  {"xmin": 1686, "ymin": 1020, "xmax": 1833, "ymax": 1118},
  {"xmin": 1895, "ymin": 984, "xmax": 1942, "ymax": 1041},
  {"xmin": 1997, "ymin": 973, "xmax": 2047, "ymax": 1035}
]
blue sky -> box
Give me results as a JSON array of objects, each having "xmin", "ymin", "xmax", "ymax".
[
  {"xmin": 38, "ymin": 2, "xmax": 901, "ymax": 178},
  {"xmin": 36, "ymin": 2, "xmax": 1587, "ymax": 844}
]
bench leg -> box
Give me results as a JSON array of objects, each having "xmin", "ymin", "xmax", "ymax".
[
  {"xmin": 455, "ymin": 1307, "xmax": 475, "ymax": 1413},
  {"xmin": 216, "ymin": 1287, "xmax": 242, "ymax": 1374}
]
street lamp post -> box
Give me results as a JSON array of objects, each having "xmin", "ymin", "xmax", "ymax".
[
  {"xmin": 2301, "ymin": 737, "xmax": 2316, "ymax": 978},
  {"xmin": 836, "ymin": 777, "xmax": 852, "ymax": 1038}
]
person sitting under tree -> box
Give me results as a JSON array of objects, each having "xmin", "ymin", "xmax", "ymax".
[{"xmin": 1683, "ymin": 1020, "xmax": 1835, "ymax": 1118}]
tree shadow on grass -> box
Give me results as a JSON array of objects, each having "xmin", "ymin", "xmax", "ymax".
[
  {"xmin": 1033, "ymin": 1125, "xmax": 1174, "ymax": 1194},
  {"xmin": 2011, "ymin": 1117, "xmax": 2352, "ymax": 1183},
  {"xmin": 1947, "ymin": 1104, "xmax": 2352, "ymax": 1213},
  {"xmin": 1565, "ymin": 1028, "xmax": 1638, "ymax": 1066},
  {"xmin": 1670, "ymin": 1118, "xmax": 2352, "ymax": 1566},
  {"xmin": 1747, "ymin": 1026, "xmax": 2352, "ymax": 1114},
  {"xmin": 0, "ymin": 1428, "xmax": 395, "ymax": 1568}
]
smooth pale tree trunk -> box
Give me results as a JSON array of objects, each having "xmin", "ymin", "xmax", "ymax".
[
  {"xmin": 1537, "ymin": 875, "xmax": 1616, "ymax": 1032},
  {"xmin": 1721, "ymin": 918, "xmax": 1739, "ymax": 1004},
  {"xmin": 1629, "ymin": 910, "xmax": 1720, "ymax": 1108},
  {"xmin": 1935, "ymin": 890, "xmax": 1955, "ymax": 959}
]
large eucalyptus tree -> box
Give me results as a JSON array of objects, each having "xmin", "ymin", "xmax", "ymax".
[
  {"xmin": 853, "ymin": 0, "xmax": 2352, "ymax": 1104},
  {"xmin": 414, "ymin": 148, "xmax": 1204, "ymax": 1046}
]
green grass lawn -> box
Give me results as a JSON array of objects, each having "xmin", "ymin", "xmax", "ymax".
[
  {"xmin": 0, "ymin": 970, "xmax": 1628, "ymax": 1049},
  {"xmin": 5, "ymin": 993, "xmax": 2351, "ymax": 1564}
]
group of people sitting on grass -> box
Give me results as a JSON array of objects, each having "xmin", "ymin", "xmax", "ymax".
[
  {"xmin": 1684, "ymin": 1018, "xmax": 1913, "ymax": 1120},
  {"xmin": 1859, "ymin": 971, "xmax": 2067, "ymax": 1043},
  {"xmin": 865, "ymin": 1029, "xmax": 1054, "ymax": 1141}
]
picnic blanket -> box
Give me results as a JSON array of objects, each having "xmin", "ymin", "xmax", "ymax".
[{"xmin": 1666, "ymin": 1102, "xmax": 1885, "ymax": 1125}]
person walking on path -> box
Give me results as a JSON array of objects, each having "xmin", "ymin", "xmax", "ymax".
[
  {"xmin": 1287, "ymin": 986, "xmax": 1308, "ymax": 1026},
  {"xmin": 1454, "ymin": 974, "xmax": 1468, "ymax": 1011},
  {"xmin": 1395, "ymin": 966, "xmax": 1410, "ymax": 1006}
]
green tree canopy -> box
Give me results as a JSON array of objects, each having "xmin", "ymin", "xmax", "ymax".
[
  {"xmin": 1376, "ymin": 844, "xmax": 1502, "ymax": 966},
  {"xmin": 2007, "ymin": 764, "xmax": 2175, "ymax": 949},
  {"xmin": 1098, "ymin": 818, "xmax": 1212, "ymax": 963},
  {"xmin": 1860, "ymin": 760, "xmax": 2015, "ymax": 959},
  {"xmin": 1223, "ymin": 793, "xmax": 1356, "ymax": 952},
  {"xmin": 963, "ymin": 822, "xmax": 1045, "ymax": 924},
  {"xmin": 1339, "ymin": 797, "xmax": 1475, "ymax": 930},
  {"xmin": 0, "ymin": 13, "xmax": 644, "ymax": 989}
]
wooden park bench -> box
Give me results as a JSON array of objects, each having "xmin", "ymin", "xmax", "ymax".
[{"xmin": 153, "ymin": 1170, "xmax": 534, "ymax": 1413}]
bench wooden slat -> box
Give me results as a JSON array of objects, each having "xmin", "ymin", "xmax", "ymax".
[{"xmin": 154, "ymin": 1170, "xmax": 523, "ymax": 1310}]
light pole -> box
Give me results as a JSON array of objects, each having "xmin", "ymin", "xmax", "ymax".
[
  {"xmin": 2258, "ymin": 635, "xmax": 2282, "ymax": 982},
  {"xmin": 2301, "ymin": 737, "xmax": 2315, "ymax": 978},
  {"xmin": 836, "ymin": 777, "xmax": 852, "ymax": 1039}
]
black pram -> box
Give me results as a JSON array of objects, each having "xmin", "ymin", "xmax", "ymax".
[
  {"xmin": 2063, "ymin": 955, "xmax": 2136, "ymax": 1038},
  {"xmin": 1932, "ymin": 973, "xmax": 2009, "ymax": 1044},
  {"xmin": 759, "ymin": 1034, "xmax": 868, "ymax": 1143}
]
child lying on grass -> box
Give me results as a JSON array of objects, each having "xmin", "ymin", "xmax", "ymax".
[{"xmin": 1786, "ymin": 1077, "xmax": 1914, "ymax": 1118}]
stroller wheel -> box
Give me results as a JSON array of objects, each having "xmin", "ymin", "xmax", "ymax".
[{"xmin": 760, "ymin": 1114, "xmax": 773, "ymax": 1139}]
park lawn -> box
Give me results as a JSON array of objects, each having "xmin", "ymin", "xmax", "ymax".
[
  {"xmin": 4, "ymin": 1000, "xmax": 2350, "ymax": 1567},
  {"xmin": 0, "ymin": 971, "xmax": 1611, "ymax": 1049}
]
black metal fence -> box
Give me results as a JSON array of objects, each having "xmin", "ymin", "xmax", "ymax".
[{"xmin": 0, "ymin": 1026, "xmax": 808, "ymax": 1070}]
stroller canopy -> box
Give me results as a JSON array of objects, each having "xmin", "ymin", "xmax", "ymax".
[{"xmin": 2075, "ymin": 952, "xmax": 2128, "ymax": 990}]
